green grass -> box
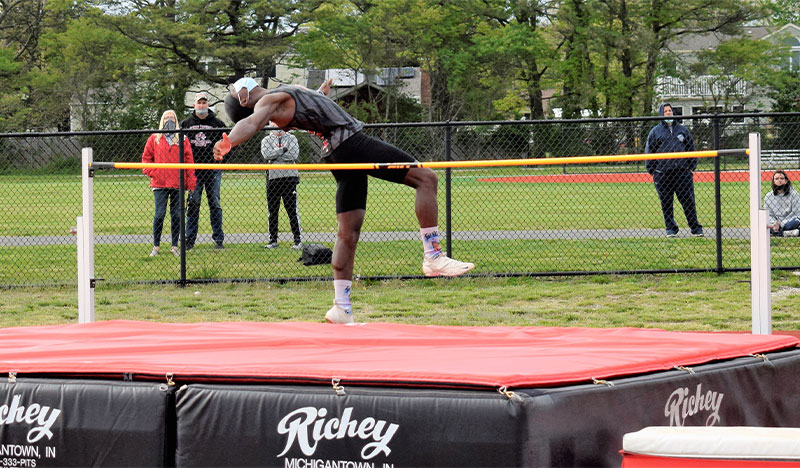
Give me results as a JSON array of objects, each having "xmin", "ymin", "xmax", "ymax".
[
  {"xmin": 1, "ymin": 272, "xmax": 799, "ymax": 332},
  {"xmin": 0, "ymin": 167, "xmax": 759, "ymax": 236},
  {"xmin": 0, "ymin": 237, "xmax": 768, "ymax": 285},
  {"xmin": 0, "ymin": 165, "xmax": 788, "ymax": 286},
  {"xmin": 2, "ymin": 163, "xmax": 796, "ymax": 332}
]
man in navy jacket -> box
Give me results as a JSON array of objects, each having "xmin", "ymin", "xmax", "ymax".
[{"xmin": 645, "ymin": 103, "xmax": 703, "ymax": 238}]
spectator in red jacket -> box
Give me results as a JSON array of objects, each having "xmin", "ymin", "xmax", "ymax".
[{"xmin": 141, "ymin": 110, "xmax": 196, "ymax": 257}]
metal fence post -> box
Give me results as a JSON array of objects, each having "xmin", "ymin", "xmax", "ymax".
[
  {"xmin": 445, "ymin": 122, "xmax": 452, "ymax": 258},
  {"xmin": 713, "ymin": 117, "xmax": 723, "ymax": 274},
  {"xmin": 179, "ymin": 131, "xmax": 186, "ymax": 288}
]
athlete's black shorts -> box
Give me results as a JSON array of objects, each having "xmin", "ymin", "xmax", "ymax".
[{"xmin": 326, "ymin": 131, "xmax": 416, "ymax": 213}]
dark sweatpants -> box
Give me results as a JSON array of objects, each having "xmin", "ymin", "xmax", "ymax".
[
  {"xmin": 653, "ymin": 170, "xmax": 702, "ymax": 234},
  {"xmin": 266, "ymin": 176, "xmax": 302, "ymax": 244}
]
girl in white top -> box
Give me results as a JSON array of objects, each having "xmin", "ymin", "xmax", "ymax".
[{"xmin": 764, "ymin": 170, "xmax": 800, "ymax": 237}]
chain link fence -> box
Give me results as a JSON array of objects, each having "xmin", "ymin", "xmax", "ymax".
[{"xmin": 2, "ymin": 113, "xmax": 799, "ymax": 287}]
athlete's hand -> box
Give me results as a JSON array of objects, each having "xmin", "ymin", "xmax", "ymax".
[
  {"xmin": 213, "ymin": 133, "xmax": 231, "ymax": 160},
  {"xmin": 317, "ymin": 78, "xmax": 334, "ymax": 96}
]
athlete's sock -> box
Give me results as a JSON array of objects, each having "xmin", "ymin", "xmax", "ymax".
[
  {"xmin": 420, "ymin": 226, "xmax": 442, "ymax": 259},
  {"xmin": 333, "ymin": 279, "xmax": 352, "ymax": 310}
]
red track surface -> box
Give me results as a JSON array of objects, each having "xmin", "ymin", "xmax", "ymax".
[{"xmin": 479, "ymin": 170, "xmax": 800, "ymax": 184}]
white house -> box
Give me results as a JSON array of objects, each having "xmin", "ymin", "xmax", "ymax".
[{"xmin": 657, "ymin": 23, "xmax": 800, "ymax": 116}]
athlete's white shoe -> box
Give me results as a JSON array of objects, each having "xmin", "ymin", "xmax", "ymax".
[
  {"xmin": 325, "ymin": 304, "xmax": 354, "ymax": 324},
  {"xmin": 422, "ymin": 254, "xmax": 475, "ymax": 277}
]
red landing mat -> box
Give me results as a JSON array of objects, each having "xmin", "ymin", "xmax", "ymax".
[{"xmin": 0, "ymin": 321, "xmax": 796, "ymax": 389}]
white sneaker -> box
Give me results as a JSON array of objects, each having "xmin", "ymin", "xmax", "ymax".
[
  {"xmin": 265, "ymin": 242, "xmax": 279, "ymax": 249},
  {"xmin": 784, "ymin": 229, "xmax": 800, "ymax": 237},
  {"xmin": 325, "ymin": 304, "xmax": 354, "ymax": 324},
  {"xmin": 422, "ymin": 254, "xmax": 475, "ymax": 277},
  {"xmin": 291, "ymin": 242, "xmax": 303, "ymax": 250},
  {"xmin": 149, "ymin": 247, "xmax": 159, "ymax": 257}
]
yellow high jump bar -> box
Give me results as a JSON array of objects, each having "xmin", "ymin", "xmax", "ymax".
[{"xmin": 91, "ymin": 149, "xmax": 747, "ymax": 171}]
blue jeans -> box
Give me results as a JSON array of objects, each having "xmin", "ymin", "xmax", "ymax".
[
  {"xmin": 771, "ymin": 217, "xmax": 800, "ymax": 236},
  {"xmin": 152, "ymin": 188, "xmax": 180, "ymax": 247},
  {"xmin": 186, "ymin": 170, "xmax": 223, "ymax": 246}
]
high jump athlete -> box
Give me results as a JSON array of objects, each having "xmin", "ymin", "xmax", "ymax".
[{"xmin": 214, "ymin": 77, "xmax": 474, "ymax": 324}]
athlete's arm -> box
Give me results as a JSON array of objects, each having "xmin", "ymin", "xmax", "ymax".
[
  {"xmin": 228, "ymin": 93, "xmax": 286, "ymax": 147},
  {"xmin": 213, "ymin": 92, "xmax": 290, "ymax": 159},
  {"xmin": 317, "ymin": 78, "xmax": 334, "ymax": 96}
]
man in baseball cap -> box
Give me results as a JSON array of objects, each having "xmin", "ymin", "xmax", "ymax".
[{"xmin": 182, "ymin": 90, "xmax": 227, "ymax": 250}]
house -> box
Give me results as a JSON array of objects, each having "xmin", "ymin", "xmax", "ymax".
[{"xmin": 656, "ymin": 23, "xmax": 800, "ymax": 116}]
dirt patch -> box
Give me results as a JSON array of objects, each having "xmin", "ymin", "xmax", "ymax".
[{"xmin": 772, "ymin": 286, "xmax": 800, "ymax": 300}]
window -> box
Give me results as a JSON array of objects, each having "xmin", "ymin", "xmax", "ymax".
[
  {"xmin": 692, "ymin": 106, "xmax": 722, "ymax": 115},
  {"xmin": 732, "ymin": 105, "xmax": 744, "ymax": 123}
]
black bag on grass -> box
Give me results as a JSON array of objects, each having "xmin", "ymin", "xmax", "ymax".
[{"xmin": 299, "ymin": 243, "xmax": 333, "ymax": 266}]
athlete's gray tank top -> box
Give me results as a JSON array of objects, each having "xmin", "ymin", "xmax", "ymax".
[{"xmin": 267, "ymin": 85, "xmax": 364, "ymax": 155}]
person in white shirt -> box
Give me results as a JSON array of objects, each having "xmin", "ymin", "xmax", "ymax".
[
  {"xmin": 765, "ymin": 170, "xmax": 800, "ymax": 237},
  {"xmin": 261, "ymin": 127, "xmax": 302, "ymax": 249}
]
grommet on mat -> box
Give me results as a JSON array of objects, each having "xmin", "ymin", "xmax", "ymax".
[
  {"xmin": 592, "ymin": 378, "xmax": 614, "ymax": 387},
  {"xmin": 332, "ymin": 377, "xmax": 346, "ymax": 396}
]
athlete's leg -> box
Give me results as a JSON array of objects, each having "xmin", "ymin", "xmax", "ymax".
[
  {"xmin": 402, "ymin": 167, "xmax": 438, "ymax": 228},
  {"xmin": 332, "ymin": 209, "xmax": 365, "ymax": 280},
  {"xmin": 325, "ymin": 207, "xmax": 364, "ymax": 324},
  {"xmin": 342, "ymin": 135, "xmax": 473, "ymax": 276}
]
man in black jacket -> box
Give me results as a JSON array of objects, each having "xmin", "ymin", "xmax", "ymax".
[{"xmin": 182, "ymin": 92, "xmax": 227, "ymax": 249}]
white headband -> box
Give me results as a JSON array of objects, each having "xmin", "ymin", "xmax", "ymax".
[{"xmin": 233, "ymin": 77, "xmax": 258, "ymax": 93}]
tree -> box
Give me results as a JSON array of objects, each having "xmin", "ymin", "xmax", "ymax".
[
  {"xmin": 769, "ymin": 68, "xmax": 800, "ymax": 113},
  {"xmin": 553, "ymin": 0, "xmax": 599, "ymax": 118},
  {"xmin": 589, "ymin": 0, "xmax": 651, "ymax": 117},
  {"xmin": 640, "ymin": 0, "xmax": 763, "ymax": 115},
  {"xmin": 0, "ymin": 0, "xmax": 47, "ymax": 130},
  {"xmin": 0, "ymin": 0, "xmax": 45, "ymax": 65},
  {"xmin": 373, "ymin": 0, "xmax": 488, "ymax": 121},
  {"xmin": 689, "ymin": 37, "xmax": 786, "ymax": 112},
  {"xmin": 94, "ymin": 0, "xmax": 323, "ymax": 89},
  {"xmin": 474, "ymin": 0, "xmax": 560, "ymax": 120},
  {"xmin": 766, "ymin": 60, "xmax": 800, "ymax": 150},
  {"xmin": 759, "ymin": 0, "xmax": 800, "ymax": 25},
  {"xmin": 290, "ymin": 1, "xmax": 387, "ymax": 115},
  {"xmin": 35, "ymin": 14, "xmax": 143, "ymax": 130},
  {"xmin": 0, "ymin": 46, "xmax": 24, "ymax": 130}
]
